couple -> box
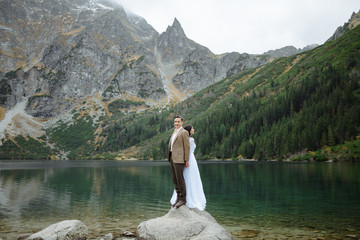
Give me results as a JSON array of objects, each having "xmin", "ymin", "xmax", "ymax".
[{"xmin": 168, "ymin": 116, "xmax": 206, "ymax": 211}]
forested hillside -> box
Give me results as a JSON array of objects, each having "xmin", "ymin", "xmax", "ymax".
[
  {"xmin": 1, "ymin": 26, "xmax": 359, "ymax": 161},
  {"xmin": 98, "ymin": 25, "xmax": 360, "ymax": 161}
]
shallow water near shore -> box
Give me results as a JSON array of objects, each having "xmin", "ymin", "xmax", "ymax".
[{"xmin": 0, "ymin": 160, "xmax": 359, "ymax": 239}]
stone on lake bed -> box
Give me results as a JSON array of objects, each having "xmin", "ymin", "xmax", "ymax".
[
  {"xmin": 98, "ymin": 233, "xmax": 113, "ymax": 240},
  {"xmin": 122, "ymin": 230, "xmax": 136, "ymax": 237},
  {"xmin": 26, "ymin": 220, "xmax": 88, "ymax": 240},
  {"xmin": 345, "ymin": 235, "xmax": 358, "ymax": 239},
  {"xmin": 17, "ymin": 234, "xmax": 30, "ymax": 240},
  {"xmin": 235, "ymin": 229, "xmax": 259, "ymax": 238},
  {"xmin": 137, "ymin": 206, "xmax": 233, "ymax": 240}
]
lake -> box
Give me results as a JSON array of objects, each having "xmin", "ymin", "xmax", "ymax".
[{"xmin": 0, "ymin": 160, "xmax": 359, "ymax": 239}]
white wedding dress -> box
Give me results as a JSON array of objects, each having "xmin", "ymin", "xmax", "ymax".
[{"xmin": 170, "ymin": 137, "xmax": 206, "ymax": 211}]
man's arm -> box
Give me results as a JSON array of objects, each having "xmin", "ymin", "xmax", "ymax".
[{"xmin": 182, "ymin": 130, "xmax": 190, "ymax": 164}]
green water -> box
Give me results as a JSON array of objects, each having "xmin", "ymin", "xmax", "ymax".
[{"xmin": 0, "ymin": 160, "xmax": 359, "ymax": 239}]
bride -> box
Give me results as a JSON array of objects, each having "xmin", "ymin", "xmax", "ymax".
[{"xmin": 170, "ymin": 124, "xmax": 206, "ymax": 211}]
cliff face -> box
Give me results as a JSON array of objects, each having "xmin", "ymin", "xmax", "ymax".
[
  {"xmin": 0, "ymin": 0, "xmax": 163, "ymax": 116},
  {"xmin": 0, "ymin": 0, "xmax": 317, "ymax": 146},
  {"xmin": 0, "ymin": 0, "xmax": 276, "ymax": 115},
  {"xmin": 327, "ymin": 10, "xmax": 360, "ymax": 42}
]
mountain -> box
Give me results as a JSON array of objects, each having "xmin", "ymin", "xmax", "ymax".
[
  {"xmin": 262, "ymin": 44, "xmax": 319, "ymax": 58},
  {"xmin": 0, "ymin": 0, "xmax": 291, "ymax": 146},
  {"xmin": 0, "ymin": 0, "xmax": 283, "ymax": 113},
  {"xmin": 2, "ymin": 0, "xmax": 353, "ymax": 160},
  {"xmin": 327, "ymin": 10, "xmax": 360, "ymax": 41},
  {"xmin": 3, "ymin": 23, "xmax": 358, "ymax": 161},
  {"xmin": 95, "ymin": 25, "xmax": 360, "ymax": 162}
]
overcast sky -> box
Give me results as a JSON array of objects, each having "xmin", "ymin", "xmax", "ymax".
[{"xmin": 112, "ymin": 0, "xmax": 359, "ymax": 54}]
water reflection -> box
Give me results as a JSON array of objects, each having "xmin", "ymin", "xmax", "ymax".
[
  {"xmin": 201, "ymin": 162, "xmax": 360, "ymax": 231},
  {"xmin": 0, "ymin": 162, "xmax": 174, "ymax": 238},
  {"xmin": 0, "ymin": 161, "xmax": 359, "ymax": 239}
]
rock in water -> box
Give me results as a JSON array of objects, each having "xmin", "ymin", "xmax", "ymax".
[
  {"xmin": 26, "ymin": 220, "xmax": 88, "ymax": 240},
  {"xmin": 137, "ymin": 206, "xmax": 233, "ymax": 240}
]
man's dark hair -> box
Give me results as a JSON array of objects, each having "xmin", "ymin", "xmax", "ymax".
[{"xmin": 174, "ymin": 116, "xmax": 184, "ymax": 121}]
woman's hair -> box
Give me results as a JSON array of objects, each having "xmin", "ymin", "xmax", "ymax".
[{"xmin": 184, "ymin": 124, "xmax": 193, "ymax": 136}]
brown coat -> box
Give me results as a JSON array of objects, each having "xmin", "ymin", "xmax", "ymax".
[{"xmin": 168, "ymin": 128, "xmax": 190, "ymax": 164}]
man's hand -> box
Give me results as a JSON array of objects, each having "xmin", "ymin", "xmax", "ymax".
[{"xmin": 185, "ymin": 161, "xmax": 189, "ymax": 167}]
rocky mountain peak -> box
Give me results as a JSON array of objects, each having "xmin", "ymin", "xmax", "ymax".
[
  {"xmin": 347, "ymin": 10, "xmax": 360, "ymax": 30},
  {"xmin": 171, "ymin": 18, "xmax": 185, "ymax": 35},
  {"xmin": 327, "ymin": 9, "xmax": 360, "ymax": 41},
  {"xmin": 161, "ymin": 17, "xmax": 188, "ymax": 43},
  {"xmin": 157, "ymin": 18, "xmax": 199, "ymax": 63},
  {"xmin": 262, "ymin": 44, "xmax": 318, "ymax": 58},
  {"xmin": 0, "ymin": 0, "xmax": 325, "ymax": 146}
]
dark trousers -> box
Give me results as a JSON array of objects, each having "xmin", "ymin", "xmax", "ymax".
[{"xmin": 169, "ymin": 155, "xmax": 186, "ymax": 202}]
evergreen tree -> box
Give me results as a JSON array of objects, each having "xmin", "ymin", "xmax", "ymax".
[{"xmin": 328, "ymin": 126, "xmax": 336, "ymax": 146}]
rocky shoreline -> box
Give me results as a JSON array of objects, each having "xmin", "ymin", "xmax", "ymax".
[
  {"xmin": 4, "ymin": 223, "xmax": 359, "ymax": 240},
  {"xmin": 3, "ymin": 207, "xmax": 359, "ymax": 240},
  {"xmin": 9, "ymin": 207, "xmax": 232, "ymax": 240}
]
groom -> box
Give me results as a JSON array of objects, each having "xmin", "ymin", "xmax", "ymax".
[{"xmin": 168, "ymin": 116, "xmax": 190, "ymax": 208}]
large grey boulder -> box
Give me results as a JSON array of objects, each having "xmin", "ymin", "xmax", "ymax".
[
  {"xmin": 137, "ymin": 206, "xmax": 233, "ymax": 240},
  {"xmin": 26, "ymin": 220, "xmax": 88, "ymax": 240}
]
